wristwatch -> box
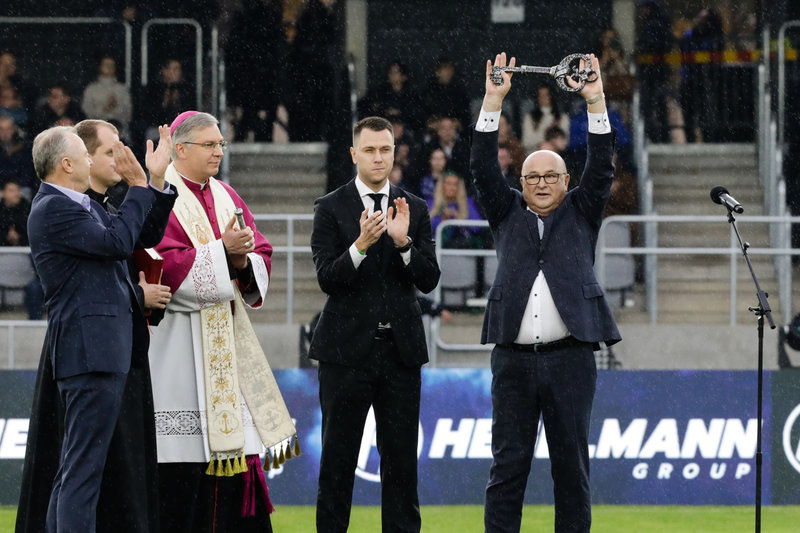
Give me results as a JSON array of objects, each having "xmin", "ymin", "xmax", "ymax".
[{"xmin": 395, "ymin": 236, "xmax": 413, "ymax": 253}]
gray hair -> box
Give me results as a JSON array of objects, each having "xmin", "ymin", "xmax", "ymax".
[
  {"xmin": 171, "ymin": 112, "xmax": 219, "ymax": 160},
  {"xmin": 32, "ymin": 126, "xmax": 77, "ymax": 181}
]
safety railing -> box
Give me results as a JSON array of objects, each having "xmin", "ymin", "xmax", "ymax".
[
  {"xmin": 0, "ymin": 17, "xmax": 133, "ymax": 89},
  {"xmin": 141, "ymin": 18, "xmax": 204, "ymax": 110},
  {"xmin": 428, "ymin": 214, "xmax": 800, "ymax": 365},
  {"xmin": 250, "ymin": 214, "xmax": 314, "ymax": 324},
  {"xmin": 597, "ymin": 214, "xmax": 800, "ymax": 326},
  {"xmin": 0, "ymin": 214, "xmax": 314, "ymax": 366},
  {"xmin": 1, "ymin": 320, "xmax": 47, "ymax": 370}
]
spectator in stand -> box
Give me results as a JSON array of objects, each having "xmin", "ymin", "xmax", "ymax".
[
  {"xmin": 226, "ymin": 0, "xmax": 285, "ymax": 142},
  {"xmin": 596, "ymin": 28, "xmax": 634, "ymax": 123},
  {"xmin": 0, "ymin": 51, "xmax": 38, "ymax": 114},
  {"xmin": 498, "ymin": 113, "xmax": 525, "ymax": 179},
  {"xmin": 288, "ymin": 0, "xmax": 345, "ymax": 142},
  {"xmin": 388, "ymin": 166, "xmax": 409, "ymax": 191},
  {"xmin": 0, "ymin": 176, "xmax": 41, "ymax": 319},
  {"xmin": 522, "ymin": 83, "xmax": 570, "ymax": 154},
  {"xmin": 635, "ymin": 0, "xmax": 674, "ymax": 143},
  {"xmin": 498, "ymin": 144, "xmax": 519, "ymax": 191},
  {"xmin": 0, "ymin": 115, "xmax": 36, "ymax": 196},
  {"xmin": 142, "ymin": 59, "xmax": 191, "ymax": 135},
  {"xmin": 679, "ymin": 8, "xmax": 725, "ymax": 143},
  {"xmin": 432, "ymin": 117, "xmax": 471, "ymax": 178},
  {"xmin": 1, "ymin": 86, "xmax": 28, "ymax": 131},
  {"xmin": 359, "ymin": 61, "xmax": 422, "ymax": 134},
  {"xmin": 81, "ymin": 55, "xmax": 132, "ymax": 132},
  {"xmin": 605, "ymin": 153, "xmax": 639, "ymax": 219},
  {"xmin": 428, "ymin": 172, "xmax": 484, "ymax": 249},
  {"xmin": 420, "ymin": 58, "xmax": 472, "ymax": 129},
  {"xmin": 567, "ymin": 102, "xmax": 631, "ymax": 177},
  {"xmin": 29, "ymin": 84, "xmax": 86, "ymax": 136},
  {"xmin": 419, "ymin": 147, "xmax": 447, "ymax": 203},
  {"xmin": 390, "ymin": 115, "xmax": 417, "ymax": 171},
  {"xmin": 0, "ymin": 178, "xmax": 29, "ymax": 246},
  {"xmin": 538, "ymin": 125, "xmax": 568, "ymax": 157}
]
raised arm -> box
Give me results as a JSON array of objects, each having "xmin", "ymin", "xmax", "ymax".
[{"xmin": 470, "ymin": 53, "xmax": 518, "ymax": 226}]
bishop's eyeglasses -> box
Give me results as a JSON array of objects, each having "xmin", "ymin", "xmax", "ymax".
[{"xmin": 182, "ymin": 140, "xmax": 229, "ymax": 151}]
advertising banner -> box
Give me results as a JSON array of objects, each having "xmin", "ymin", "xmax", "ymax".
[
  {"xmin": 0, "ymin": 369, "xmax": 787, "ymax": 506},
  {"xmin": 770, "ymin": 369, "xmax": 800, "ymax": 504}
]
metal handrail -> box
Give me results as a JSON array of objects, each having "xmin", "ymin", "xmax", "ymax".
[
  {"xmin": 1, "ymin": 320, "xmax": 47, "ymax": 370},
  {"xmin": 597, "ymin": 214, "xmax": 800, "ymax": 326},
  {"xmin": 251, "ymin": 214, "xmax": 315, "ymax": 324},
  {"xmin": 141, "ymin": 18, "xmax": 203, "ymax": 109},
  {"xmin": 428, "ymin": 214, "xmax": 800, "ymax": 364},
  {"xmin": 0, "ymin": 17, "xmax": 133, "ymax": 90}
]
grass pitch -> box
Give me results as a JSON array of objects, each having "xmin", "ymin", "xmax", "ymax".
[{"xmin": 3, "ymin": 504, "xmax": 799, "ymax": 531}]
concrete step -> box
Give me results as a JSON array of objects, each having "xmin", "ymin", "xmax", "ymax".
[
  {"xmin": 647, "ymin": 143, "xmax": 756, "ymax": 170},
  {"xmin": 653, "ymin": 188, "xmax": 764, "ymax": 207},
  {"xmin": 649, "ymin": 169, "xmax": 759, "ymax": 186},
  {"xmin": 653, "ymin": 257, "xmax": 777, "ymax": 280},
  {"xmin": 227, "ymin": 142, "xmax": 328, "ymax": 217}
]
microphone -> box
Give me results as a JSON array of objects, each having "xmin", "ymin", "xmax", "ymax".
[{"xmin": 710, "ymin": 186, "xmax": 744, "ymax": 214}]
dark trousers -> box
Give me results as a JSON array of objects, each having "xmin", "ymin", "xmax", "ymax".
[
  {"xmin": 484, "ymin": 343, "xmax": 597, "ymax": 533},
  {"xmin": 316, "ymin": 338, "xmax": 422, "ymax": 533},
  {"xmin": 158, "ymin": 461, "xmax": 273, "ymax": 533},
  {"xmin": 46, "ymin": 371, "xmax": 127, "ymax": 533}
]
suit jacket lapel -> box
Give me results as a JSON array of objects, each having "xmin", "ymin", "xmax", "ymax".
[
  {"xmin": 379, "ymin": 186, "xmax": 402, "ymax": 267},
  {"xmin": 523, "ymin": 206, "xmax": 541, "ymax": 246}
]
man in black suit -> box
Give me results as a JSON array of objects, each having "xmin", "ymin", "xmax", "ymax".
[
  {"xmin": 471, "ymin": 54, "xmax": 620, "ymax": 533},
  {"xmin": 309, "ymin": 116, "xmax": 440, "ymax": 532}
]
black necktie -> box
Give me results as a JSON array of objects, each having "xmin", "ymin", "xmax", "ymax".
[{"xmin": 368, "ymin": 193, "xmax": 384, "ymax": 263}]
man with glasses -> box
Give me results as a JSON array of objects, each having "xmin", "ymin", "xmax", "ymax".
[
  {"xmin": 146, "ymin": 111, "xmax": 296, "ymax": 532},
  {"xmin": 471, "ymin": 54, "xmax": 620, "ymax": 533}
]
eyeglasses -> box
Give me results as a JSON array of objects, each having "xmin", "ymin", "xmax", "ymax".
[
  {"xmin": 182, "ymin": 140, "xmax": 229, "ymax": 151},
  {"xmin": 522, "ymin": 172, "xmax": 565, "ymax": 185}
]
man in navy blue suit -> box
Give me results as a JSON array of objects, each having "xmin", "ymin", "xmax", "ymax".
[
  {"xmin": 26, "ymin": 125, "xmax": 160, "ymax": 533},
  {"xmin": 471, "ymin": 54, "xmax": 621, "ymax": 533}
]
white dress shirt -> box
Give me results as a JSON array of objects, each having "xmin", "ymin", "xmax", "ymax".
[
  {"xmin": 348, "ymin": 177, "xmax": 411, "ymax": 268},
  {"xmin": 476, "ymin": 105, "xmax": 611, "ymax": 344}
]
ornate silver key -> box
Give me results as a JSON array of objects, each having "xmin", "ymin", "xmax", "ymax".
[{"xmin": 490, "ymin": 53, "xmax": 598, "ymax": 92}]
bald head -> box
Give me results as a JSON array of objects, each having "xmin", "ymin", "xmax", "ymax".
[
  {"xmin": 519, "ymin": 149, "xmax": 570, "ymax": 217},
  {"xmin": 522, "ymin": 150, "xmax": 567, "ymax": 175}
]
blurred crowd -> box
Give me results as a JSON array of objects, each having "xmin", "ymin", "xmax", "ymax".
[{"xmin": 0, "ymin": 0, "xmax": 761, "ymax": 317}]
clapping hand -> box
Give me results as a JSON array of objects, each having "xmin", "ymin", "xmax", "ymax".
[
  {"xmin": 387, "ymin": 197, "xmax": 410, "ymax": 247},
  {"xmin": 111, "ymin": 141, "xmax": 148, "ymax": 188},
  {"xmin": 145, "ymin": 125, "xmax": 172, "ymax": 190}
]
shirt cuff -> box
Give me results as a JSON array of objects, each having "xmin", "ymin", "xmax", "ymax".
[
  {"xmin": 349, "ymin": 242, "xmax": 367, "ymax": 268},
  {"xmin": 400, "ymin": 249, "xmax": 411, "ymax": 265},
  {"xmin": 148, "ymin": 182, "xmax": 173, "ymax": 194},
  {"xmin": 587, "ymin": 111, "xmax": 611, "ymax": 134},
  {"xmin": 476, "ymin": 109, "xmax": 502, "ymax": 132}
]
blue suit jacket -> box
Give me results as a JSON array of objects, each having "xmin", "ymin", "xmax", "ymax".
[
  {"xmin": 27, "ymin": 183, "xmax": 156, "ymax": 378},
  {"xmin": 470, "ymin": 128, "xmax": 621, "ymax": 347}
]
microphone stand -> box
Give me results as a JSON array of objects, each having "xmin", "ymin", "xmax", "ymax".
[{"xmin": 725, "ymin": 207, "xmax": 775, "ymax": 533}]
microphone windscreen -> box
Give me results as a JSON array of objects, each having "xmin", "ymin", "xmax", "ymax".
[{"xmin": 710, "ymin": 186, "xmax": 728, "ymax": 204}]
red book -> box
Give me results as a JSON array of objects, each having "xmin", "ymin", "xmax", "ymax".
[{"xmin": 132, "ymin": 248, "xmax": 164, "ymax": 285}]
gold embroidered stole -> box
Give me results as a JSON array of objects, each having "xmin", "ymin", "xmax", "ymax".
[{"xmin": 165, "ymin": 164, "xmax": 298, "ymax": 473}]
